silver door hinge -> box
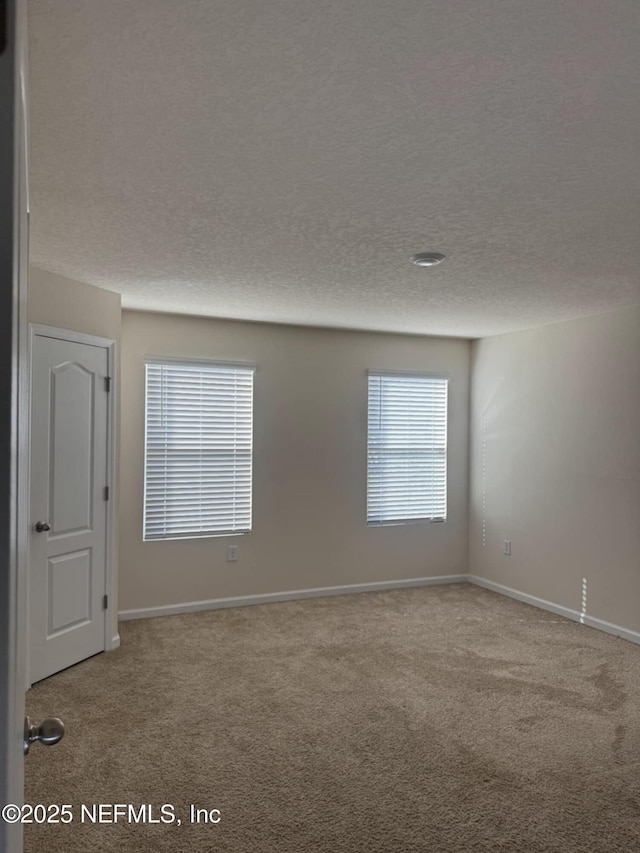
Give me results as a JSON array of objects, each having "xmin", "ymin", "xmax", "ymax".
[
  {"xmin": 102, "ymin": 594, "xmax": 108, "ymax": 610},
  {"xmin": 104, "ymin": 376, "xmax": 112, "ymax": 392},
  {"xmin": 103, "ymin": 486, "xmax": 110, "ymax": 501}
]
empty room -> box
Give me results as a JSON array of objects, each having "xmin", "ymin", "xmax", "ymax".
[{"xmin": 1, "ymin": 1, "xmax": 640, "ymax": 852}]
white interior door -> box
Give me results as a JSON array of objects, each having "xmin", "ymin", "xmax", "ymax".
[{"xmin": 29, "ymin": 332, "xmax": 110, "ymax": 683}]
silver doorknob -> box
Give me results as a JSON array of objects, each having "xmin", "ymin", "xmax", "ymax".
[
  {"xmin": 24, "ymin": 716, "xmax": 65, "ymax": 755},
  {"xmin": 35, "ymin": 521, "xmax": 51, "ymax": 532}
]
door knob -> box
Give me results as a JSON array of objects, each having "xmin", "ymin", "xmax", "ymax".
[
  {"xmin": 24, "ymin": 716, "xmax": 65, "ymax": 755},
  {"xmin": 35, "ymin": 521, "xmax": 51, "ymax": 532}
]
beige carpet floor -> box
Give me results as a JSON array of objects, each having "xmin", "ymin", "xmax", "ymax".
[{"xmin": 25, "ymin": 583, "xmax": 640, "ymax": 852}]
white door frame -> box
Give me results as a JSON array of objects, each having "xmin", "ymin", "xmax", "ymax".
[
  {"xmin": 1, "ymin": 2, "xmax": 28, "ymax": 850},
  {"xmin": 28, "ymin": 323, "xmax": 118, "ymax": 685}
]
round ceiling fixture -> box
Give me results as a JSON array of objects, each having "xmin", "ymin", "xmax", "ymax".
[{"xmin": 410, "ymin": 252, "xmax": 446, "ymax": 267}]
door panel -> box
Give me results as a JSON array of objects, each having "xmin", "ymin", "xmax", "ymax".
[
  {"xmin": 50, "ymin": 362, "xmax": 94, "ymax": 533},
  {"xmin": 48, "ymin": 550, "xmax": 92, "ymax": 634},
  {"xmin": 29, "ymin": 334, "xmax": 108, "ymax": 683}
]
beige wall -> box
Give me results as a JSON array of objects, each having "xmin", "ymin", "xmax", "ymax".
[
  {"xmin": 469, "ymin": 306, "xmax": 640, "ymax": 633},
  {"xmin": 119, "ymin": 311, "xmax": 470, "ymax": 612},
  {"xmin": 28, "ymin": 266, "xmax": 122, "ymax": 641},
  {"xmin": 29, "ymin": 266, "xmax": 121, "ymax": 340},
  {"xmin": 27, "ymin": 270, "xmax": 640, "ymax": 637}
]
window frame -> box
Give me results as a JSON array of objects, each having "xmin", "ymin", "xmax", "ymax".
[
  {"xmin": 366, "ymin": 369, "xmax": 449, "ymax": 527},
  {"xmin": 143, "ymin": 356, "xmax": 255, "ymax": 542}
]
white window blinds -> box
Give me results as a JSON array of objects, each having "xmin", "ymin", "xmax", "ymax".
[
  {"xmin": 144, "ymin": 361, "xmax": 254, "ymax": 540},
  {"xmin": 367, "ymin": 372, "xmax": 448, "ymax": 526}
]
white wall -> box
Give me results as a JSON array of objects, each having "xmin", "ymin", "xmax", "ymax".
[
  {"xmin": 119, "ymin": 311, "xmax": 470, "ymax": 612},
  {"xmin": 469, "ymin": 306, "xmax": 640, "ymax": 633}
]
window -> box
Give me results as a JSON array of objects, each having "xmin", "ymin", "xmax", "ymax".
[
  {"xmin": 367, "ymin": 372, "xmax": 448, "ymax": 526},
  {"xmin": 144, "ymin": 360, "xmax": 254, "ymax": 540}
]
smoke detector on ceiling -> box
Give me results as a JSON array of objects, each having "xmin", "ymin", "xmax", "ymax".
[{"xmin": 410, "ymin": 252, "xmax": 446, "ymax": 267}]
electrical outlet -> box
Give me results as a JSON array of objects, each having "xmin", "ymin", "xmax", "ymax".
[
  {"xmin": 227, "ymin": 545, "xmax": 238, "ymax": 562},
  {"xmin": 503, "ymin": 540, "xmax": 511, "ymax": 556}
]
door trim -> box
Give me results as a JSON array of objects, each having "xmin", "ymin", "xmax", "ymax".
[
  {"xmin": 28, "ymin": 324, "xmax": 118, "ymax": 685},
  {"xmin": 1, "ymin": 2, "xmax": 28, "ymax": 848}
]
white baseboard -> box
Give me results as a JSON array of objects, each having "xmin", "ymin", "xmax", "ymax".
[
  {"xmin": 118, "ymin": 573, "xmax": 640, "ymax": 647},
  {"xmin": 109, "ymin": 633, "xmax": 121, "ymax": 650},
  {"xmin": 118, "ymin": 574, "xmax": 468, "ymax": 622},
  {"xmin": 468, "ymin": 575, "xmax": 640, "ymax": 646}
]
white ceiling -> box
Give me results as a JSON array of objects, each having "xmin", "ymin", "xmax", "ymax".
[{"xmin": 28, "ymin": 0, "xmax": 640, "ymax": 338}]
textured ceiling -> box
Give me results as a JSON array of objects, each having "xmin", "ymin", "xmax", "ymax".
[{"xmin": 28, "ymin": 0, "xmax": 640, "ymax": 338}]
